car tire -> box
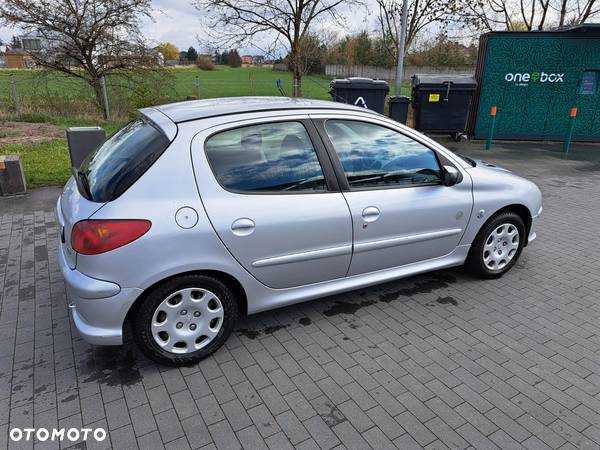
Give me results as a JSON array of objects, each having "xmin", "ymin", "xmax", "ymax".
[
  {"xmin": 465, "ymin": 211, "xmax": 526, "ymax": 279},
  {"xmin": 133, "ymin": 274, "xmax": 238, "ymax": 366}
]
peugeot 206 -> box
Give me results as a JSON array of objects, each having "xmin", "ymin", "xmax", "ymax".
[{"xmin": 56, "ymin": 97, "xmax": 542, "ymax": 365}]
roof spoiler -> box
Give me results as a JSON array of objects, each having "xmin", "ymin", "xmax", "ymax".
[{"xmin": 138, "ymin": 107, "xmax": 178, "ymax": 141}]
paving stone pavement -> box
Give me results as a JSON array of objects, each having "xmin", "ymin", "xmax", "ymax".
[{"xmin": 2, "ymin": 144, "xmax": 600, "ymax": 449}]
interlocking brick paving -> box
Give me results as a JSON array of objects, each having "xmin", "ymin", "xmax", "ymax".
[{"xmin": 2, "ymin": 142, "xmax": 600, "ymax": 449}]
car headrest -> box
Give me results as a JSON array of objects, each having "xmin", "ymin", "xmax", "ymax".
[{"xmin": 281, "ymin": 134, "xmax": 305, "ymax": 153}]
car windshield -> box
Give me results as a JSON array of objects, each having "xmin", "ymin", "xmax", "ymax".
[{"xmin": 78, "ymin": 119, "xmax": 171, "ymax": 202}]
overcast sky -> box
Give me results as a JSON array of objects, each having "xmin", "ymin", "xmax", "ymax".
[{"xmin": 0, "ymin": 0, "xmax": 377, "ymax": 56}]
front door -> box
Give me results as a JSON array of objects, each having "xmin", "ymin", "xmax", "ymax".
[
  {"xmin": 191, "ymin": 117, "xmax": 352, "ymax": 289},
  {"xmin": 318, "ymin": 118, "xmax": 473, "ymax": 276}
]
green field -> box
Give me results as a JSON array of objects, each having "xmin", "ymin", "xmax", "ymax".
[{"xmin": 0, "ymin": 66, "xmax": 410, "ymax": 188}]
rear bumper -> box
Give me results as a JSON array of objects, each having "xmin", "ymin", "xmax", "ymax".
[{"xmin": 58, "ymin": 241, "xmax": 142, "ymax": 345}]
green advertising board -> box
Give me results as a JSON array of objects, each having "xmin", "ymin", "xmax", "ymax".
[{"xmin": 470, "ymin": 25, "xmax": 600, "ymax": 141}]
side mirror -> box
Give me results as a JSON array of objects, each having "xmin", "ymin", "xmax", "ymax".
[{"xmin": 442, "ymin": 165, "xmax": 460, "ymax": 187}]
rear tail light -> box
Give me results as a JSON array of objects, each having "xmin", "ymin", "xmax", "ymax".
[{"xmin": 72, "ymin": 220, "xmax": 151, "ymax": 255}]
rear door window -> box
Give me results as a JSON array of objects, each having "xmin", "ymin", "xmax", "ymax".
[
  {"xmin": 205, "ymin": 121, "xmax": 327, "ymax": 193},
  {"xmin": 79, "ymin": 119, "xmax": 171, "ymax": 202}
]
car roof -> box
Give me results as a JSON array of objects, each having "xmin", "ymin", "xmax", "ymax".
[{"xmin": 145, "ymin": 96, "xmax": 379, "ymax": 123}]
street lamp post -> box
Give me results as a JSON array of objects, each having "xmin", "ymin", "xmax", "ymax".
[{"xmin": 394, "ymin": 0, "xmax": 409, "ymax": 96}]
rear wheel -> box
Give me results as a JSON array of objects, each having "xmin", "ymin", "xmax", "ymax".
[
  {"xmin": 466, "ymin": 211, "xmax": 525, "ymax": 279},
  {"xmin": 134, "ymin": 275, "xmax": 238, "ymax": 366}
]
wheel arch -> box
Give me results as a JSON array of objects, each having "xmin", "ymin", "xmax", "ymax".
[
  {"xmin": 124, "ymin": 269, "xmax": 248, "ymax": 330},
  {"xmin": 484, "ymin": 203, "xmax": 533, "ymax": 245}
]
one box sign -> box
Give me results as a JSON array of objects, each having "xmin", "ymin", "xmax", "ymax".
[{"xmin": 428, "ymin": 93, "xmax": 440, "ymax": 102}]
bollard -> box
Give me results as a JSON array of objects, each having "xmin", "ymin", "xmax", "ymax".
[
  {"xmin": 195, "ymin": 76, "xmax": 201, "ymax": 98},
  {"xmin": 562, "ymin": 107, "xmax": 577, "ymax": 159},
  {"xmin": 0, "ymin": 155, "xmax": 26, "ymax": 195},
  {"xmin": 485, "ymin": 106, "xmax": 497, "ymax": 151}
]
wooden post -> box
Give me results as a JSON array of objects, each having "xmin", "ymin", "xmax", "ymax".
[{"xmin": 100, "ymin": 76, "xmax": 111, "ymax": 121}]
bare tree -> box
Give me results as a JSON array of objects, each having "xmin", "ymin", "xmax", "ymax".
[
  {"xmin": 376, "ymin": 0, "xmax": 460, "ymax": 63},
  {"xmin": 459, "ymin": 0, "xmax": 600, "ymax": 31},
  {"xmin": 195, "ymin": 0, "xmax": 352, "ymax": 96},
  {"xmin": 0, "ymin": 0, "xmax": 159, "ymax": 118}
]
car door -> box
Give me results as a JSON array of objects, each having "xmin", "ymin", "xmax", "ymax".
[
  {"xmin": 314, "ymin": 116, "xmax": 473, "ymax": 276},
  {"xmin": 190, "ymin": 117, "xmax": 353, "ymax": 289}
]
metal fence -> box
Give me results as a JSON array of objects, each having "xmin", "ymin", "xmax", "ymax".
[
  {"xmin": 0, "ymin": 66, "xmax": 442, "ymax": 121},
  {"xmin": 325, "ymin": 64, "xmax": 475, "ymax": 81},
  {"xmin": 0, "ymin": 70, "xmax": 307, "ymax": 121}
]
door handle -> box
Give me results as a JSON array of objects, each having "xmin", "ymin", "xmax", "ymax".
[
  {"xmin": 231, "ymin": 218, "xmax": 255, "ymax": 236},
  {"xmin": 361, "ymin": 206, "xmax": 380, "ymax": 223}
]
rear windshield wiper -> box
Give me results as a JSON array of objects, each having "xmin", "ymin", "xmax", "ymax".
[{"xmin": 72, "ymin": 167, "xmax": 93, "ymax": 200}]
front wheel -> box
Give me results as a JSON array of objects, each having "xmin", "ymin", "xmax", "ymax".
[
  {"xmin": 133, "ymin": 275, "xmax": 238, "ymax": 366},
  {"xmin": 465, "ymin": 211, "xmax": 526, "ymax": 279}
]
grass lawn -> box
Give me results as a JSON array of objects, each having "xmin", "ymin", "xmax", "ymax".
[
  {"xmin": 0, "ymin": 66, "xmax": 411, "ymax": 188},
  {"xmin": 2, "ymin": 140, "xmax": 70, "ymax": 188},
  {"xmin": 0, "ymin": 115, "xmax": 123, "ymax": 188}
]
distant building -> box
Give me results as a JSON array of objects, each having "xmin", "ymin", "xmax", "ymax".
[
  {"xmin": 0, "ymin": 32, "xmax": 50, "ymax": 68},
  {"xmin": 19, "ymin": 32, "xmax": 43, "ymax": 51},
  {"xmin": 2, "ymin": 49, "xmax": 34, "ymax": 68},
  {"xmin": 241, "ymin": 55, "xmax": 253, "ymax": 65},
  {"xmin": 252, "ymin": 55, "xmax": 265, "ymax": 65}
]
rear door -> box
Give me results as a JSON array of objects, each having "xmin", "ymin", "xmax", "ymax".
[
  {"xmin": 315, "ymin": 116, "xmax": 472, "ymax": 276},
  {"xmin": 190, "ymin": 116, "xmax": 352, "ymax": 289}
]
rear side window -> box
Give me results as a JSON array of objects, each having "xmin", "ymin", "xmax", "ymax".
[
  {"xmin": 80, "ymin": 119, "xmax": 171, "ymax": 202},
  {"xmin": 205, "ymin": 122, "xmax": 327, "ymax": 193}
]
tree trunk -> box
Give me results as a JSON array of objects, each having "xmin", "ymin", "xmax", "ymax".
[
  {"xmin": 291, "ymin": 46, "xmax": 303, "ymax": 98},
  {"xmin": 89, "ymin": 77, "xmax": 109, "ymax": 120},
  {"xmin": 292, "ymin": 63, "xmax": 303, "ymax": 97}
]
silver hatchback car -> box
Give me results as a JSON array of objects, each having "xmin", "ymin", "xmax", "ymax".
[{"xmin": 57, "ymin": 97, "xmax": 542, "ymax": 365}]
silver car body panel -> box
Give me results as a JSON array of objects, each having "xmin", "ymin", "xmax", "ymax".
[
  {"xmin": 57, "ymin": 99, "xmax": 543, "ymax": 345},
  {"xmin": 308, "ymin": 112, "xmax": 474, "ymax": 276},
  {"xmin": 57, "ymin": 178, "xmax": 104, "ymax": 269},
  {"xmin": 154, "ymin": 96, "xmax": 377, "ymax": 123},
  {"xmin": 459, "ymin": 164, "xmax": 542, "ymax": 246},
  {"xmin": 189, "ymin": 114, "xmax": 353, "ymax": 289}
]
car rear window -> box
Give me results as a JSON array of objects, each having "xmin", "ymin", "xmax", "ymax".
[{"xmin": 79, "ymin": 119, "xmax": 171, "ymax": 202}]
